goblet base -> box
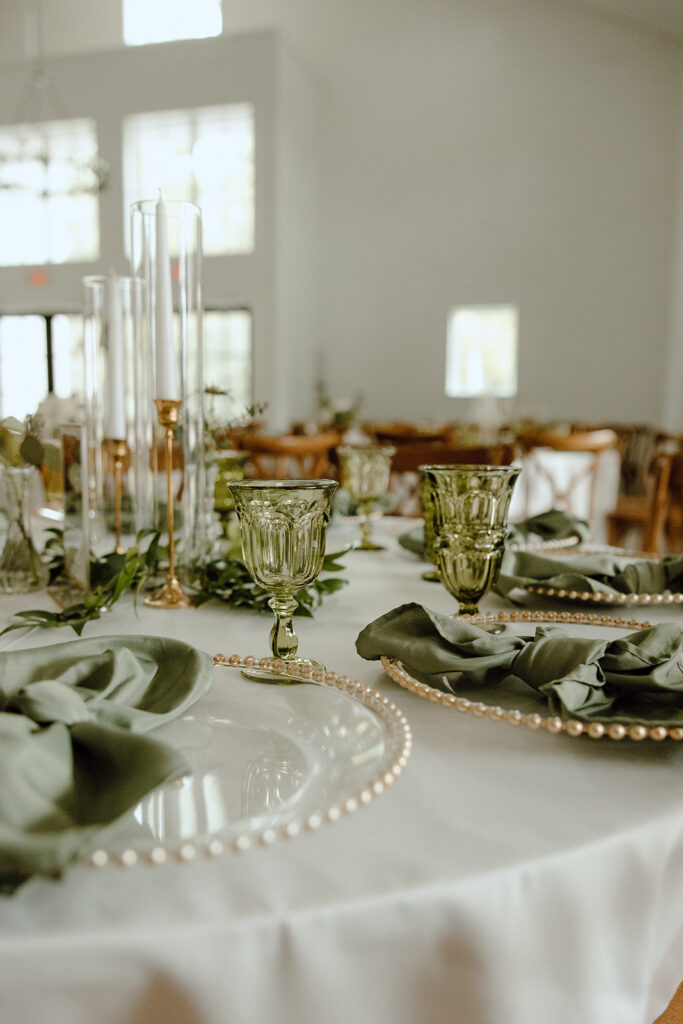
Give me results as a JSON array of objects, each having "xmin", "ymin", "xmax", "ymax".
[
  {"xmin": 242, "ymin": 657, "xmax": 324, "ymax": 685},
  {"xmin": 422, "ymin": 569, "xmax": 441, "ymax": 582},
  {"xmin": 353, "ymin": 539, "xmax": 386, "ymax": 552}
]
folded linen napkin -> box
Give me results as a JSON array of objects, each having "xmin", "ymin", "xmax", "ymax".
[
  {"xmin": 506, "ymin": 509, "xmax": 590, "ymax": 545},
  {"xmin": 496, "ymin": 550, "xmax": 683, "ymax": 599},
  {"xmin": 398, "ymin": 509, "xmax": 589, "ymax": 558},
  {"xmin": 356, "ymin": 602, "xmax": 683, "ymax": 726},
  {"xmin": 0, "ymin": 635, "xmax": 212, "ymax": 894}
]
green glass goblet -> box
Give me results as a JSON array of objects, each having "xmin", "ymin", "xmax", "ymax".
[
  {"xmin": 419, "ymin": 469, "xmax": 441, "ymax": 582},
  {"xmin": 422, "ymin": 464, "xmax": 520, "ymax": 615},
  {"xmin": 336, "ymin": 445, "xmax": 395, "ymax": 550},
  {"xmin": 227, "ymin": 478, "xmax": 338, "ymax": 681}
]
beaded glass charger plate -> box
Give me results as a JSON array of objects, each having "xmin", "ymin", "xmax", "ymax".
[
  {"xmin": 516, "ymin": 548, "xmax": 683, "ymax": 606},
  {"xmin": 85, "ymin": 656, "xmax": 412, "ymax": 870},
  {"xmin": 381, "ymin": 610, "xmax": 683, "ymax": 742}
]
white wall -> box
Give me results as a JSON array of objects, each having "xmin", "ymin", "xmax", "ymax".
[
  {"xmin": 273, "ymin": 0, "xmax": 683, "ymax": 427},
  {"xmin": 1, "ymin": 0, "xmax": 682, "ymax": 429}
]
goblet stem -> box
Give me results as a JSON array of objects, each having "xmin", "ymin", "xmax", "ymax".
[
  {"xmin": 456, "ymin": 600, "xmax": 480, "ymax": 616},
  {"xmin": 268, "ymin": 593, "xmax": 300, "ymax": 660},
  {"xmin": 359, "ymin": 507, "xmax": 373, "ymax": 549},
  {"xmin": 356, "ymin": 501, "xmax": 385, "ymax": 551}
]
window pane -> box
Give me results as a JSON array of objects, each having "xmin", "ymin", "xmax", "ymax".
[
  {"xmin": 203, "ymin": 310, "xmax": 253, "ymax": 427},
  {"xmin": 52, "ymin": 314, "xmax": 85, "ymax": 402},
  {"xmin": 0, "ymin": 119, "xmax": 100, "ymax": 266},
  {"xmin": 0, "ymin": 317, "xmax": 48, "ymax": 420},
  {"xmin": 123, "ymin": 105, "xmax": 254, "ymax": 255},
  {"xmin": 123, "ymin": 0, "xmax": 222, "ymax": 46},
  {"xmin": 445, "ymin": 306, "xmax": 518, "ymax": 398}
]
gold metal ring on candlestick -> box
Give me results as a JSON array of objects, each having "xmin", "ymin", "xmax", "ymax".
[{"xmin": 145, "ymin": 398, "xmax": 192, "ymax": 609}]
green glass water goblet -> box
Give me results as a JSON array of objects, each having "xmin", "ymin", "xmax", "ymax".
[
  {"xmin": 419, "ymin": 468, "xmax": 441, "ymax": 582},
  {"xmin": 422, "ymin": 464, "xmax": 520, "ymax": 615},
  {"xmin": 227, "ymin": 478, "xmax": 338, "ymax": 681},
  {"xmin": 336, "ymin": 445, "xmax": 395, "ymax": 550}
]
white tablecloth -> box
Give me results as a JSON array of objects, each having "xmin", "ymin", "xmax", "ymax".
[{"xmin": 0, "ymin": 518, "xmax": 681, "ymax": 1024}]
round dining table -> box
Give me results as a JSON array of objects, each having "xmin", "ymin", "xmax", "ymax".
[{"xmin": 0, "ymin": 517, "xmax": 681, "ymax": 1024}]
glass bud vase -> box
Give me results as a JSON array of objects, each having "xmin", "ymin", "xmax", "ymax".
[{"xmin": 0, "ymin": 466, "xmax": 49, "ymax": 594}]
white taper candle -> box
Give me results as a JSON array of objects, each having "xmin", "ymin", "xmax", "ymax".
[
  {"xmin": 106, "ymin": 272, "xmax": 127, "ymax": 438},
  {"xmin": 154, "ymin": 194, "xmax": 179, "ymax": 400}
]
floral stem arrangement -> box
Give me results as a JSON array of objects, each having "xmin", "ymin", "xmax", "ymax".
[{"xmin": 1, "ymin": 527, "xmax": 349, "ymax": 637}]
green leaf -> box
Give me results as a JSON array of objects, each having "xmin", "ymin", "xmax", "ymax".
[
  {"xmin": 19, "ymin": 434, "xmax": 44, "ymax": 467},
  {"xmin": 41, "ymin": 442, "xmax": 62, "ymax": 471}
]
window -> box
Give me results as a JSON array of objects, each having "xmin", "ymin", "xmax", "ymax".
[
  {"xmin": 0, "ymin": 314, "xmax": 83, "ymax": 422},
  {"xmin": 445, "ymin": 306, "xmax": 518, "ymax": 398},
  {"xmin": 123, "ymin": 0, "xmax": 222, "ymax": 46},
  {"xmin": 0, "ymin": 119, "xmax": 100, "ymax": 266},
  {"xmin": 0, "ymin": 309, "xmax": 252, "ymax": 430},
  {"xmin": 51, "ymin": 315, "xmax": 85, "ymax": 399},
  {"xmin": 0, "ymin": 317, "xmax": 50, "ymax": 421},
  {"xmin": 123, "ymin": 105, "xmax": 254, "ymax": 255},
  {"xmin": 204, "ymin": 309, "xmax": 253, "ymax": 419}
]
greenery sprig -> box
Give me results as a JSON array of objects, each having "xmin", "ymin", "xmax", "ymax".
[{"xmin": 1, "ymin": 528, "xmax": 349, "ymax": 637}]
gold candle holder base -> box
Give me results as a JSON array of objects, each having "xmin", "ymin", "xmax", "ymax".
[
  {"xmin": 144, "ymin": 398, "xmax": 193, "ymax": 610},
  {"xmin": 145, "ymin": 574, "xmax": 192, "ymax": 609}
]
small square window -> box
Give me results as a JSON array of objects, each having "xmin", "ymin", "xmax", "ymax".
[{"xmin": 445, "ymin": 306, "xmax": 518, "ymax": 398}]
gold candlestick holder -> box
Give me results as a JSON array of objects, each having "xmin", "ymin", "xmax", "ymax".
[
  {"xmin": 108, "ymin": 438, "xmax": 128, "ymax": 555},
  {"xmin": 145, "ymin": 398, "xmax": 192, "ymax": 609}
]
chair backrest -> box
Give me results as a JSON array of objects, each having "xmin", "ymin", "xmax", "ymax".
[
  {"xmin": 234, "ymin": 431, "xmax": 340, "ymax": 480},
  {"xmin": 387, "ymin": 442, "xmax": 516, "ymax": 515},
  {"xmin": 645, "ymin": 436, "xmax": 683, "ymax": 554},
  {"xmin": 516, "ymin": 427, "xmax": 618, "ymax": 523},
  {"xmin": 363, "ymin": 421, "xmax": 453, "ymax": 445},
  {"xmin": 390, "ymin": 442, "xmax": 515, "ymax": 474}
]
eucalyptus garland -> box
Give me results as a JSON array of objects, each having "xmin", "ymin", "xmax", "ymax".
[{"xmin": 1, "ymin": 528, "xmax": 348, "ymax": 637}]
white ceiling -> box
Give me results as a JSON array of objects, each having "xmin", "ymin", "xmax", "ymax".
[{"xmin": 561, "ymin": 0, "xmax": 683, "ymax": 40}]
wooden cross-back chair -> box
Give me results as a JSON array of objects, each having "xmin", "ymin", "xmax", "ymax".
[
  {"xmin": 234, "ymin": 431, "xmax": 341, "ymax": 480},
  {"xmin": 516, "ymin": 427, "xmax": 618, "ymax": 526},
  {"xmin": 386, "ymin": 441, "xmax": 517, "ymax": 515},
  {"xmin": 607, "ymin": 435, "xmax": 683, "ymax": 554}
]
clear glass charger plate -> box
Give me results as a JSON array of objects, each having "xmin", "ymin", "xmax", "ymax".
[
  {"xmin": 515, "ymin": 548, "xmax": 683, "ymax": 606},
  {"xmin": 84, "ymin": 658, "xmax": 412, "ymax": 870},
  {"xmin": 381, "ymin": 610, "xmax": 683, "ymax": 742}
]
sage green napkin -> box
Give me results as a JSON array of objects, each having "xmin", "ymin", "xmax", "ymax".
[
  {"xmin": 356, "ymin": 602, "xmax": 683, "ymax": 727},
  {"xmin": 0, "ymin": 634, "xmax": 212, "ymax": 894},
  {"xmin": 398, "ymin": 509, "xmax": 589, "ymax": 559},
  {"xmin": 496, "ymin": 550, "xmax": 683, "ymax": 600},
  {"xmin": 506, "ymin": 509, "xmax": 590, "ymax": 545}
]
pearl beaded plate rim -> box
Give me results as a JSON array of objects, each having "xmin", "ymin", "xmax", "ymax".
[
  {"xmin": 381, "ymin": 610, "xmax": 683, "ymax": 742},
  {"xmin": 85, "ymin": 655, "xmax": 412, "ymax": 872},
  {"xmin": 508, "ymin": 534, "xmax": 580, "ymax": 553},
  {"xmin": 514, "ymin": 548, "xmax": 683, "ymax": 606},
  {"xmin": 518, "ymin": 584, "xmax": 683, "ymax": 606}
]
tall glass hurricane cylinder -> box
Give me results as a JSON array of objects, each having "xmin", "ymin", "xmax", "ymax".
[
  {"xmin": 83, "ymin": 274, "xmax": 140, "ymax": 550},
  {"xmin": 130, "ymin": 199, "xmax": 206, "ymax": 573}
]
